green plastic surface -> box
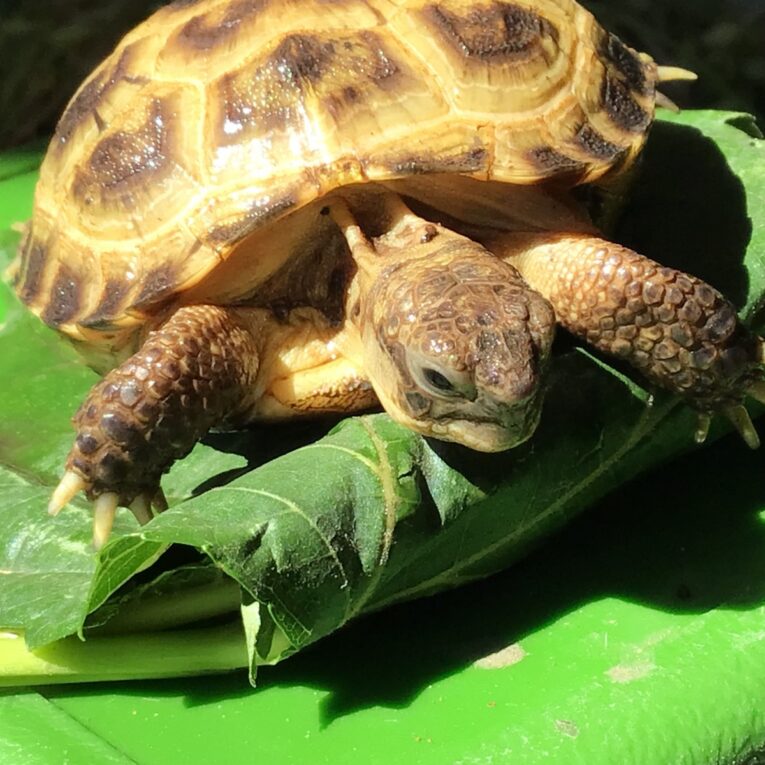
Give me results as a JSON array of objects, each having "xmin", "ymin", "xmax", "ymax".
[{"xmin": 2, "ymin": 141, "xmax": 765, "ymax": 763}]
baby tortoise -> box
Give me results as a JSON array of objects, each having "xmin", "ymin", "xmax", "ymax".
[{"xmin": 11, "ymin": 0, "xmax": 764, "ymax": 547}]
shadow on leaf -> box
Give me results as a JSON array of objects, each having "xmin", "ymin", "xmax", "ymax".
[{"xmin": 254, "ymin": 430, "xmax": 765, "ymax": 725}]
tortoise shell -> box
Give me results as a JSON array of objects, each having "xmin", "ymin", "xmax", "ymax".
[{"xmin": 13, "ymin": 0, "xmax": 656, "ymax": 353}]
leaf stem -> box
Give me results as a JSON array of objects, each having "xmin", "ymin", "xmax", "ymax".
[
  {"xmin": 0, "ymin": 623, "xmax": 248, "ymax": 687},
  {"xmin": 90, "ymin": 579, "xmax": 242, "ymax": 635}
]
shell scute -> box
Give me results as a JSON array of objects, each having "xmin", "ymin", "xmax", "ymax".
[
  {"xmin": 14, "ymin": 236, "xmax": 48, "ymax": 304},
  {"xmin": 41, "ymin": 264, "xmax": 83, "ymax": 327},
  {"xmin": 600, "ymin": 73, "xmax": 652, "ymax": 133},
  {"xmin": 50, "ymin": 44, "xmax": 149, "ymax": 161},
  {"xmin": 421, "ymin": 1, "xmax": 560, "ymax": 63},
  {"xmin": 70, "ymin": 84, "xmax": 203, "ymax": 243}
]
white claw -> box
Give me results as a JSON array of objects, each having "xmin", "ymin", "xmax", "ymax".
[
  {"xmin": 48, "ymin": 471, "xmax": 88, "ymax": 516},
  {"xmin": 725, "ymin": 405, "xmax": 761, "ymax": 450},
  {"xmin": 694, "ymin": 413, "xmax": 712, "ymax": 445},
  {"xmin": 93, "ymin": 493, "xmax": 120, "ymax": 551},
  {"xmin": 657, "ymin": 65, "xmax": 698, "ymax": 83},
  {"xmin": 655, "ymin": 91, "xmax": 680, "ymax": 113},
  {"xmin": 152, "ymin": 488, "xmax": 169, "ymax": 514},
  {"xmin": 748, "ymin": 380, "xmax": 765, "ymax": 406},
  {"xmin": 129, "ymin": 494, "xmax": 153, "ymax": 525}
]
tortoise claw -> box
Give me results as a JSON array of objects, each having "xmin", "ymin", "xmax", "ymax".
[
  {"xmin": 128, "ymin": 488, "xmax": 168, "ymax": 526},
  {"xmin": 694, "ymin": 413, "xmax": 712, "ymax": 445},
  {"xmin": 723, "ymin": 404, "xmax": 761, "ymax": 450},
  {"xmin": 694, "ymin": 383, "xmax": 763, "ymax": 450},
  {"xmin": 93, "ymin": 493, "xmax": 120, "ymax": 551},
  {"xmin": 49, "ymin": 471, "xmax": 164, "ymax": 549},
  {"xmin": 129, "ymin": 493, "xmax": 153, "ymax": 525},
  {"xmin": 656, "ymin": 65, "xmax": 698, "ymax": 83},
  {"xmin": 152, "ymin": 488, "xmax": 169, "ymax": 513},
  {"xmin": 747, "ymin": 380, "xmax": 765, "ymax": 406},
  {"xmin": 48, "ymin": 471, "xmax": 87, "ymax": 516}
]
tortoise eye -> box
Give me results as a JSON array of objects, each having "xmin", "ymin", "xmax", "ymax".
[{"xmin": 423, "ymin": 368, "xmax": 456, "ymax": 393}]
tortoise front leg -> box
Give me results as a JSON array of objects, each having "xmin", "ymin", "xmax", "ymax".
[
  {"xmin": 49, "ymin": 305, "xmax": 261, "ymax": 548},
  {"xmin": 484, "ymin": 232, "xmax": 765, "ymax": 444}
]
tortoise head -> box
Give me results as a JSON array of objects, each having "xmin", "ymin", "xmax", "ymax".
[{"xmin": 358, "ymin": 229, "xmax": 556, "ymax": 452}]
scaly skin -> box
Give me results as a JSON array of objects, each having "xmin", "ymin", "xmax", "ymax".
[
  {"xmin": 362, "ymin": 248, "xmax": 555, "ymax": 450},
  {"xmin": 486, "ymin": 232, "xmax": 765, "ymax": 437},
  {"xmin": 331, "ymin": 196, "xmax": 556, "ymax": 451},
  {"xmin": 53, "ymin": 305, "xmax": 260, "ymax": 544}
]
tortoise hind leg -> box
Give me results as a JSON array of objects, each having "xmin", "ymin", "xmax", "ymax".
[
  {"xmin": 482, "ymin": 231, "xmax": 765, "ymax": 445},
  {"xmin": 49, "ymin": 305, "xmax": 262, "ymax": 548}
]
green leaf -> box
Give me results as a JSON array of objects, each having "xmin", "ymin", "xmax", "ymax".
[
  {"xmin": 0, "ymin": 110, "xmax": 763, "ymax": 683},
  {"xmin": 0, "ymin": 463, "xmax": 161, "ymax": 648}
]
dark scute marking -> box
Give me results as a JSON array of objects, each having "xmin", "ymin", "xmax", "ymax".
[
  {"xmin": 601, "ymin": 74, "xmax": 651, "ymax": 133},
  {"xmin": 528, "ymin": 146, "xmax": 587, "ymax": 174},
  {"xmin": 178, "ymin": 0, "xmax": 266, "ymax": 50},
  {"xmin": 207, "ymin": 194, "xmax": 297, "ymax": 246},
  {"xmin": 54, "ymin": 73, "xmax": 106, "ymax": 149},
  {"xmin": 80, "ymin": 277, "xmax": 131, "ymax": 328},
  {"xmin": 215, "ymin": 34, "xmax": 331, "ymax": 142},
  {"xmin": 575, "ymin": 122, "xmax": 622, "ymax": 160},
  {"xmin": 52, "ymin": 46, "xmax": 143, "ymax": 152},
  {"xmin": 80, "ymin": 97, "xmax": 170, "ymax": 195},
  {"xmin": 41, "ymin": 264, "xmax": 81, "ymax": 326},
  {"xmin": 134, "ymin": 264, "xmax": 177, "ymax": 308},
  {"xmin": 217, "ymin": 72, "xmax": 262, "ymax": 138},
  {"xmin": 343, "ymin": 86, "xmax": 360, "ymax": 103},
  {"xmin": 600, "ymin": 32, "xmax": 649, "ymax": 96},
  {"xmin": 388, "ymin": 147, "xmax": 487, "ymax": 176},
  {"xmin": 319, "ymin": 31, "xmax": 403, "ymax": 118},
  {"xmin": 16, "ymin": 238, "xmax": 47, "ymax": 303},
  {"xmin": 354, "ymin": 31, "xmax": 401, "ymax": 84},
  {"xmin": 219, "ymin": 30, "xmax": 402, "ymax": 143},
  {"xmin": 272, "ymin": 33, "xmax": 338, "ymax": 85},
  {"xmin": 425, "ymin": 1, "xmax": 558, "ymax": 61}
]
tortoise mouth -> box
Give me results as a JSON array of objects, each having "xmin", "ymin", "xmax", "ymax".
[{"xmin": 433, "ymin": 391, "xmax": 544, "ymax": 452}]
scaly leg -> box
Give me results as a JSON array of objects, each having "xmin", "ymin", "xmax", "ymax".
[
  {"xmin": 483, "ymin": 232, "xmax": 765, "ymax": 445},
  {"xmin": 49, "ymin": 305, "xmax": 261, "ymax": 548}
]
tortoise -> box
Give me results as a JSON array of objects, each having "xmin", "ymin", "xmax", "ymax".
[{"xmin": 11, "ymin": 0, "xmax": 765, "ymax": 548}]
